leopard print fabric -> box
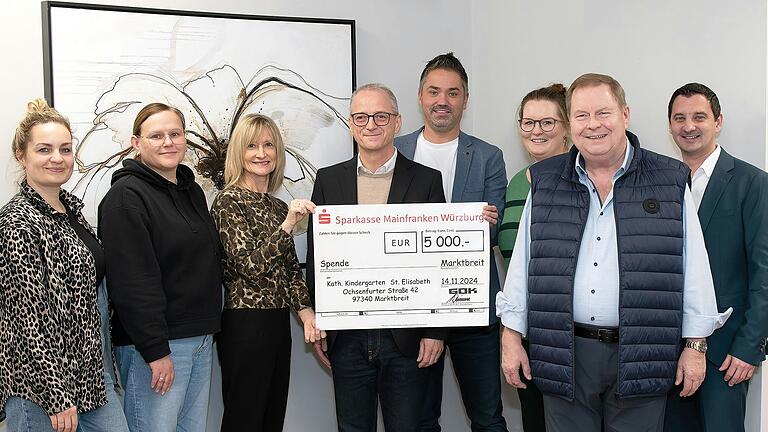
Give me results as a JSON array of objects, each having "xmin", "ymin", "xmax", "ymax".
[
  {"xmin": 0, "ymin": 181, "xmax": 106, "ymax": 415},
  {"xmin": 211, "ymin": 186, "xmax": 312, "ymax": 311}
]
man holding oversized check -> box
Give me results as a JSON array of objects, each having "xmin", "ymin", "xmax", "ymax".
[{"xmin": 305, "ymin": 83, "xmax": 490, "ymax": 432}]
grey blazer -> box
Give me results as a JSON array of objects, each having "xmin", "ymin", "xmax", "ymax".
[{"xmin": 395, "ymin": 128, "xmax": 507, "ymax": 323}]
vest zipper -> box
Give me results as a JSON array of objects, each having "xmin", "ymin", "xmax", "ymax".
[
  {"xmin": 570, "ymin": 180, "xmax": 590, "ymax": 401},
  {"xmin": 613, "ymin": 179, "xmax": 624, "ymax": 398}
]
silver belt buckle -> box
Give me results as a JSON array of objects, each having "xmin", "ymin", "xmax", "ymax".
[{"xmin": 597, "ymin": 328, "xmax": 614, "ymax": 343}]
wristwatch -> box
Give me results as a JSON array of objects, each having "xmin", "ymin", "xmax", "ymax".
[{"xmin": 685, "ymin": 339, "xmax": 708, "ymax": 354}]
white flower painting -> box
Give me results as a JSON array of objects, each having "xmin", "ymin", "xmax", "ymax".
[{"xmin": 44, "ymin": 4, "xmax": 355, "ymax": 259}]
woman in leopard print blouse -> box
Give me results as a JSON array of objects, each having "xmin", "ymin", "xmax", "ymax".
[
  {"xmin": 0, "ymin": 100, "xmax": 128, "ymax": 431},
  {"xmin": 210, "ymin": 114, "xmax": 324, "ymax": 431}
]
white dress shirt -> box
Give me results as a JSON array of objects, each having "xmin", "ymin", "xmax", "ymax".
[
  {"xmin": 357, "ymin": 149, "xmax": 398, "ymax": 176},
  {"xmin": 691, "ymin": 145, "xmax": 722, "ymax": 209},
  {"xmin": 496, "ymin": 145, "xmax": 731, "ymax": 338}
]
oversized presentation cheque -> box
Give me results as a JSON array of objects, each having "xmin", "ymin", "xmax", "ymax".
[{"xmin": 313, "ymin": 202, "xmax": 490, "ymax": 330}]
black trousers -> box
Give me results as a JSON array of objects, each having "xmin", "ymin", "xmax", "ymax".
[
  {"xmin": 419, "ymin": 323, "xmax": 507, "ymax": 432},
  {"xmin": 517, "ymin": 339, "xmax": 546, "ymax": 432},
  {"xmin": 217, "ymin": 308, "xmax": 291, "ymax": 432}
]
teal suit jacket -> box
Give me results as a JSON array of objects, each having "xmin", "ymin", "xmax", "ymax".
[{"xmin": 700, "ymin": 148, "xmax": 768, "ymax": 365}]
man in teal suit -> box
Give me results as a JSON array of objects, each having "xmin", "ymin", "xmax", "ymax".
[{"xmin": 664, "ymin": 82, "xmax": 768, "ymax": 431}]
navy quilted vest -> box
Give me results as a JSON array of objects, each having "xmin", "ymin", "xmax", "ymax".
[{"xmin": 527, "ymin": 131, "xmax": 690, "ymax": 400}]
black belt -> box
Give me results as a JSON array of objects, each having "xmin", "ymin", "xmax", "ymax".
[{"xmin": 574, "ymin": 324, "xmax": 619, "ymax": 343}]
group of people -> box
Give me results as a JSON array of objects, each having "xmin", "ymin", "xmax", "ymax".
[
  {"xmin": 0, "ymin": 101, "xmax": 321, "ymax": 432},
  {"xmin": 0, "ymin": 51, "xmax": 765, "ymax": 432}
]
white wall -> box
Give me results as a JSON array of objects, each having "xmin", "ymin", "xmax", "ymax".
[
  {"xmin": 1, "ymin": 1, "xmax": 766, "ymax": 431},
  {"xmin": 471, "ymin": 0, "xmax": 766, "ymax": 180}
]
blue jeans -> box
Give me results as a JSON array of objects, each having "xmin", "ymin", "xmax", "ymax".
[
  {"xmin": 5, "ymin": 281, "xmax": 129, "ymax": 432},
  {"xmin": 115, "ymin": 335, "xmax": 213, "ymax": 432},
  {"xmin": 329, "ymin": 329, "xmax": 431, "ymax": 432},
  {"xmin": 5, "ymin": 370, "xmax": 128, "ymax": 432},
  {"xmin": 420, "ymin": 322, "xmax": 507, "ymax": 432},
  {"xmin": 4, "ymin": 397, "xmax": 54, "ymax": 432}
]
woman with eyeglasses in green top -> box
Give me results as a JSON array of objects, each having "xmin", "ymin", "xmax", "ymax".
[{"xmin": 497, "ymin": 83, "xmax": 570, "ymax": 432}]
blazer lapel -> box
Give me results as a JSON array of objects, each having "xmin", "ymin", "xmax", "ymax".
[
  {"xmin": 452, "ymin": 132, "xmax": 474, "ymax": 202},
  {"xmin": 388, "ymin": 153, "xmax": 414, "ymax": 204},
  {"xmin": 698, "ymin": 149, "xmax": 735, "ymax": 232},
  {"xmin": 397, "ymin": 129, "xmax": 420, "ymax": 159},
  {"xmin": 339, "ymin": 157, "xmax": 359, "ymax": 204}
]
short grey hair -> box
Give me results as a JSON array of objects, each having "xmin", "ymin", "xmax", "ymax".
[{"xmin": 350, "ymin": 83, "xmax": 399, "ymax": 113}]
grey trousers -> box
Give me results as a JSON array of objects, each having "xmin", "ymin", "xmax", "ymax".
[{"xmin": 543, "ymin": 335, "xmax": 667, "ymax": 432}]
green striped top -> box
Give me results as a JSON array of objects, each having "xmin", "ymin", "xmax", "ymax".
[{"xmin": 497, "ymin": 167, "xmax": 531, "ymax": 269}]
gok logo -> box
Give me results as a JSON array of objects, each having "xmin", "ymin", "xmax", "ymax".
[{"xmin": 318, "ymin": 208, "xmax": 331, "ymax": 224}]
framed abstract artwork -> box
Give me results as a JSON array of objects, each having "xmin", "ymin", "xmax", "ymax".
[{"xmin": 42, "ymin": 2, "xmax": 356, "ymax": 261}]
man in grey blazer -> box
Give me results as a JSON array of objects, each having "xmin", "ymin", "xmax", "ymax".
[
  {"xmin": 394, "ymin": 52, "xmax": 508, "ymax": 432},
  {"xmin": 663, "ymin": 83, "xmax": 768, "ymax": 432}
]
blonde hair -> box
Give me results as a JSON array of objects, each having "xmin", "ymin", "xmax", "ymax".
[
  {"xmin": 566, "ymin": 73, "xmax": 627, "ymax": 114},
  {"xmin": 13, "ymin": 98, "xmax": 72, "ymax": 161},
  {"xmin": 224, "ymin": 114, "xmax": 286, "ymax": 193}
]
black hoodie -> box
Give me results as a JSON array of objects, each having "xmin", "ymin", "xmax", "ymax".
[{"xmin": 98, "ymin": 159, "xmax": 222, "ymax": 363}]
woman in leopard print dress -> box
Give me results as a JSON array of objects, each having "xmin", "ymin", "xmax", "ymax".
[
  {"xmin": 0, "ymin": 100, "xmax": 128, "ymax": 432},
  {"xmin": 210, "ymin": 114, "xmax": 325, "ymax": 431}
]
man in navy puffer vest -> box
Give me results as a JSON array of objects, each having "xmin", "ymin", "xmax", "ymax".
[{"xmin": 496, "ymin": 73, "xmax": 731, "ymax": 432}]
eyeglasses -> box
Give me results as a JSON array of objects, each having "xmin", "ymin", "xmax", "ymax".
[
  {"xmin": 518, "ymin": 118, "xmax": 559, "ymax": 132},
  {"xmin": 350, "ymin": 112, "xmax": 398, "ymax": 127},
  {"xmin": 136, "ymin": 130, "xmax": 186, "ymax": 146}
]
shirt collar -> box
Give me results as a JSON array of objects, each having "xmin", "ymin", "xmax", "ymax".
[
  {"xmin": 694, "ymin": 145, "xmax": 721, "ymax": 179},
  {"xmin": 357, "ymin": 149, "xmax": 398, "ymax": 176},
  {"xmin": 574, "ymin": 139, "xmax": 634, "ymax": 183},
  {"xmin": 20, "ymin": 179, "xmax": 84, "ymax": 218}
]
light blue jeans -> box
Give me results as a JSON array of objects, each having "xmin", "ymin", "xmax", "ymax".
[
  {"xmin": 115, "ymin": 335, "xmax": 213, "ymax": 432},
  {"xmin": 5, "ymin": 282, "xmax": 129, "ymax": 432},
  {"xmin": 5, "ymin": 369, "xmax": 128, "ymax": 432}
]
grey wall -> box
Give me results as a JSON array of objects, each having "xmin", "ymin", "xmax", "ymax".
[
  {"xmin": 471, "ymin": 0, "xmax": 767, "ymax": 178},
  {"xmin": 1, "ymin": 1, "xmax": 766, "ymax": 431}
]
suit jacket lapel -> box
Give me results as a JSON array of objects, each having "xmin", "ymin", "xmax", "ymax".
[
  {"xmin": 388, "ymin": 153, "xmax": 414, "ymax": 204},
  {"xmin": 339, "ymin": 157, "xmax": 359, "ymax": 204},
  {"xmin": 397, "ymin": 129, "xmax": 420, "ymax": 159},
  {"xmin": 452, "ymin": 132, "xmax": 474, "ymax": 202},
  {"xmin": 698, "ymin": 149, "xmax": 735, "ymax": 232}
]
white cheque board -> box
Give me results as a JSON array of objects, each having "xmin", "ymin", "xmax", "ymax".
[{"xmin": 313, "ymin": 202, "xmax": 490, "ymax": 330}]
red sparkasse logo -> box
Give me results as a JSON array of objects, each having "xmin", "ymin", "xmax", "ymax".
[{"xmin": 318, "ymin": 208, "xmax": 331, "ymax": 224}]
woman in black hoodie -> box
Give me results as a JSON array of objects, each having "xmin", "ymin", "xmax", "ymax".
[{"xmin": 98, "ymin": 103, "xmax": 222, "ymax": 432}]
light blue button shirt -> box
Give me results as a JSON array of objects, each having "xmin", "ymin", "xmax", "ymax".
[{"xmin": 496, "ymin": 143, "xmax": 731, "ymax": 338}]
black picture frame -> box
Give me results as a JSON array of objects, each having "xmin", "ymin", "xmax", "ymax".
[
  {"xmin": 41, "ymin": 2, "xmax": 357, "ymax": 264},
  {"xmin": 42, "ymin": 2, "xmax": 356, "ymax": 105}
]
